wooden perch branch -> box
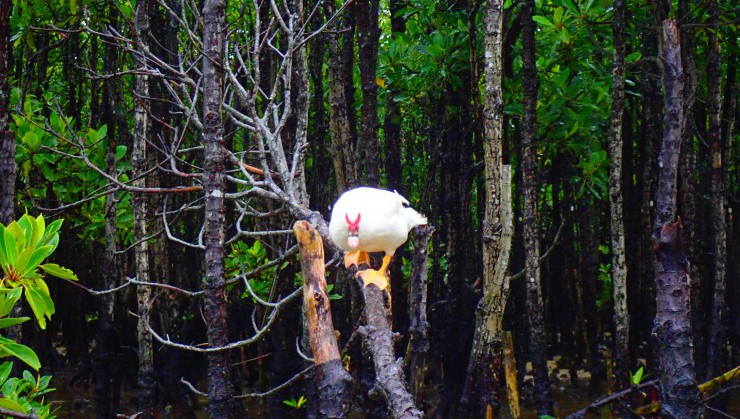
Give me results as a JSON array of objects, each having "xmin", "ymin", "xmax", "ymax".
[
  {"xmin": 293, "ymin": 220, "xmax": 351, "ymax": 417},
  {"xmin": 360, "ymin": 283, "xmax": 422, "ymax": 419}
]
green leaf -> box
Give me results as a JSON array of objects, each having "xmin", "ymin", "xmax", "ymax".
[
  {"xmin": 561, "ymin": 0, "xmax": 579, "ymax": 15},
  {"xmin": 14, "ymin": 247, "xmax": 33, "ymax": 276},
  {"xmin": 630, "ymin": 366, "xmax": 644, "ymax": 385},
  {"xmin": 4, "ymin": 227, "xmax": 18, "ymax": 264},
  {"xmin": 532, "ymin": 16, "xmax": 555, "ymax": 28},
  {"xmin": 0, "ymin": 336, "xmax": 41, "ymax": 370},
  {"xmin": 0, "ymin": 362, "xmax": 11, "ymax": 383},
  {"xmin": 24, "ymin": 279, "xmax": 55, "ymax": 330},
  {"xmin": 22, "ymin": 370, "xmax": 34, "ymax": 384},
  {"xmin": 16, "ymin": 215, "xmax": 32, "ymax": 246},
  {"xmin": 0, "ymin": 317, "xmax": 30, "ymax": 330},
  {"xmin": 40, "ymin": 219, "xmax": 62, "ymax": 246},
  {"xmin": 116, "ymin": 145, "xmax": 127, "ymax": 160},
  {"xmin": 0, "ymin": 397, "xmax": 27, "ymax": 414},
  {"xmin": 0, "ymin": 226, "xmax": 7, "ymax": 268},
  {"xmin": 27, "ymin": 214, "xmax": 41, "ymax": 249},
  {"xmin": 23, "ymin": 245, "xmax": 53, "ymax": 277},
  {"xmin": 0, "ymin": 288, "xmax": 22, "ymax": 317},
  {"xmin": 40, "ymin": 263, "xmax": 78, "ymax": 281},
  {"xmin": 626, "ymin": 51, "xmax": 642, "ymax": 63},
  {"xmin": 553, "ymin": 7, "xmax": 564, "ymax": 25}
]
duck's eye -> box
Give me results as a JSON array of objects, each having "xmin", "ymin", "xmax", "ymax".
[{"xmin": 402, "ymin": 201, "xmax": 410, "ymax": 208}]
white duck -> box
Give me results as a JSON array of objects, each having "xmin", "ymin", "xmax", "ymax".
[{"xmin": 329, "ymin": 187, "xmax": 427, "ymax": 289}]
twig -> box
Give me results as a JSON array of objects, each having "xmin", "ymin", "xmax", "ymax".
[
  {"xmin": 0, "ymin": 407, "xmax": 40, "ymax": 419},
  {"xmin": 509, "ymin": 218, "xmax": 565, "ymax": 281},
  {"xmin": 564, "ymin": 379, "xmax": 659, "ymax": 419}
]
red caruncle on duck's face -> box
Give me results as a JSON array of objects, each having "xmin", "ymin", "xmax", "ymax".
[{"xmin": 345, "ymin": 213, "xmax": 361, "ymax": 248}]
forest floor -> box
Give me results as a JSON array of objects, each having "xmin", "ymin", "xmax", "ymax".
[{"xmin": 46, "ymin": 361, "xmax": 739, "ymax": 418}]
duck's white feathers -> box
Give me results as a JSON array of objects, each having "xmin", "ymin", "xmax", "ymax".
[{"xmin": 329, "ymin": 187, "xmax": 427, "ymax": 255}]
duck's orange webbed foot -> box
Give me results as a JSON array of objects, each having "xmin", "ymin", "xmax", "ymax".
[
  {"xmin": 356, "ymin": 269, "xmax": 389, "ymax": 290},
  {"xmin": 356, "ymin": 255, "xmax": 393, "ymax": 290},
  {"xmin": 344, "ymin": 250, "xmax": 371, "ymax": 269}
]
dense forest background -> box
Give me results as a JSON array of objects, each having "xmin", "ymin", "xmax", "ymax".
[{"xmin": 0, "ymin": 0, "xmax": 737, "ymax": 417}]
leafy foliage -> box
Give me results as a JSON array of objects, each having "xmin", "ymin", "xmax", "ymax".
[
  {"xmin": 0, "ymin": 362, "xmax": 57, "ymax": 418},
  {"xmin": 0, "ymin": 214, "xmax": 77, "ymax": 329}
]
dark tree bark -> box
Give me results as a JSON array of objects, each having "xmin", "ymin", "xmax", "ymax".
[
  {"xmin": 705, "ymin": 0, "xmax": 728, "ymax": 381},
  {"xmin": 359, "ymin": 282, "xmax": 422, "ymax": 419},
  {"xmin": 460, "ymin": 3, "xmax": 508, "ymax": 410},
  {"xmin": 355, "ymin": 0, "xmax": 380, "ymax": 186},
  {"xmin": 520, "ymin": 0, "xmax": 553, "ymax": 415},
  {"xmin": 94, "ymin": 4, "xmax": 125, "ymax": 416},
  {"xmin": 294, "ymin": 221, "xmax": 352, "ymax": 418},
  {"xmin": 405, "ymin": 224, "xmax": 434, "ymax": 409},
  {"xmin": 676, "ymin": 0, "xmax": 703, "ymax": 373},
  {"xmin": 578, "ymin": 197, "xmax": 602, "ymax": 395},
  {"xmin": 202, "ymin": 0, "xmax": 236, "ymax": 416},
  {"xmin": 384, "ymin": 0, "xmax": 407, "ymax": 324},
  {"xmin": 133, "ymin": 2, "xmax": 156, "ymax": 416},
  {"xmin": 384, "ymin": 0, "xmax": 405, "ymax": 194},
  {"xmin": 607, "ymin": 0, "xmax": 629, "ymax": 391},
  {"xmin": 307, "ymin": 6, "xmax": 332, "ymax": 212},
  {"xmin": 326, "ymin": 1, "xmax": 357, "ymax": 192},
  {"xmin": 0, "ymin": 0, "xmax": 15, "ymax": 226},
  {"xmin": 634, "ymin": 24, "xmax": 661, "ymax": 353},
  {"xmin": 652, "ymin": 19, "xmax": 699, "ymax": 419}
]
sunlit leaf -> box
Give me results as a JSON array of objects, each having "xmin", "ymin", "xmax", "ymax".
[
  {"xmin": 0, "ymin": 317, "xmax": 30, "ymax": 330},
  {"xmin": 0, "ymin": 336, "xmax": 41, "ymax": 370},
  {"xmin": 40, "ymin": 263, "xmax": 78, "ymax": 281},
  {"xmin": 0, "ymin": 397, "xmax": 27, "ymax": 414},
  {"xmin": 532, "ymin": 16, "xmax": 555, "ymax": 28}
]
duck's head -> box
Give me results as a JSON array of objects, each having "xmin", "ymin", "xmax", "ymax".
[{"xmin": 344, "ymin": 213, "xmax": 361, "ymax": 248}]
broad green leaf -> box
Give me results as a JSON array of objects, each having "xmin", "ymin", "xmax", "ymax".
[
  {"xmin": 0, "ymin": 361, "xmax": 12, "ymax": 383},
  {"xmin": 27, "ymin": 214, "xmax": 40, "ymax": 248},
  {"xmin": 116, "ymin": 145, "xmax": 127, "ymax": 160},
  {"xmin": 23, "ymin": 245, "xmax": 54, "ymax": 276},
  {"xmin": 0, "ymin": 288, "xmax": 22, "ymax": 317},
  {"xmin": 0, "ymin": 226, "xmax": 7, "ymax": 267},
  {"xmin": 0, "ymin": 317, "xmax": 29, "ymax": 329},
  {"xmin": 40, "ymin": 219, "xmax": 63, "ymax": 245},
  {"xmin": 532, "ymin": 16, "xmax": 555, "ymax": 28},
  {"xmin": 0, "ymin": 336, "xmax": 41, "ymax": 370},
  {"xmin": 561, "ymin": 0, "xmax": 579, "ymax": 15},
  {"xmin": 4, "ymin": 228, "xmax": 18, "ymax": 264},
  {"xmin": 40, "ymin": 263, "xmax": 78, "ymax": 281},
  {"xmin": 16, "ymin": 215, "xmax": 32, "ymax": 246},
  {"xmin": 14, "ymin": 247, "xmax": 33, "ymax": 276},
  {"xmin": 554, "ymin": 7, "xmax": 564, "ymax": 25},
  {"xmin": 24, "ymin": 285, "xmax": 55, "ymax": 330},
  {"xmin": 0, "ymin": 397, "xmax": 27, "ymax": 414},
  {"xmin": 22, "ymin": 370, "xmax": 34, "ymax": 384}
]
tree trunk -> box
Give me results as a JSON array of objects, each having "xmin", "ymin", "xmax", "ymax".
[
  {"xmin": 652, "ymin": 19, "xmax": 699, "ymax": 419},
  {"xmin": 94, "ymin": 4, "xmax": 125, "ymax": 415},
  {"xmin": 355, "ymin": 0, "xmax": 380, "ymax": 186},
  {"xmin": 520, "ymin": 0, "xmax": 553, "ymax": 415},
  {"xmin": 460, "ymin": 3, "xmax": 508, "ymax": 412},
  {"xmin": 705, "ymin": 1, "xmax": 728, "ymax": 380},
  {"xmin": 133, "ymin": 1, "xmax": 156, "ymax": 416},
  {"xmin": 202, "ymin": 0, "xmax": 236, "ymax": 416},
  {"xmin": 294, "ymin": 221, "xmax": 352, "ymax": 417},
  {"xmin": 0, "ymin": 0, "xmax": 15, "ymax": 225},
  {"xmin": 383, "ymin": 0, "xmax": 405, "ymax": 194},
  {"xmin": 360, "ymin": 283, "xmax": 422, "ymax": 419},
  {"xmin": 326, "ymin": 1, "xmax": 357, "ymax": 192},
  {"xmin": 607, "ymin": 0, "xmax": 629, "ymax": 391},
  {"xmin": 405, "ymin": 224, "xmax": 434, "ymax": 409}
]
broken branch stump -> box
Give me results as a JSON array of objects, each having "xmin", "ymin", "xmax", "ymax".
[{"xmin": 294, "ymin": 221, "xmax": 352, "ymax": 418}]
